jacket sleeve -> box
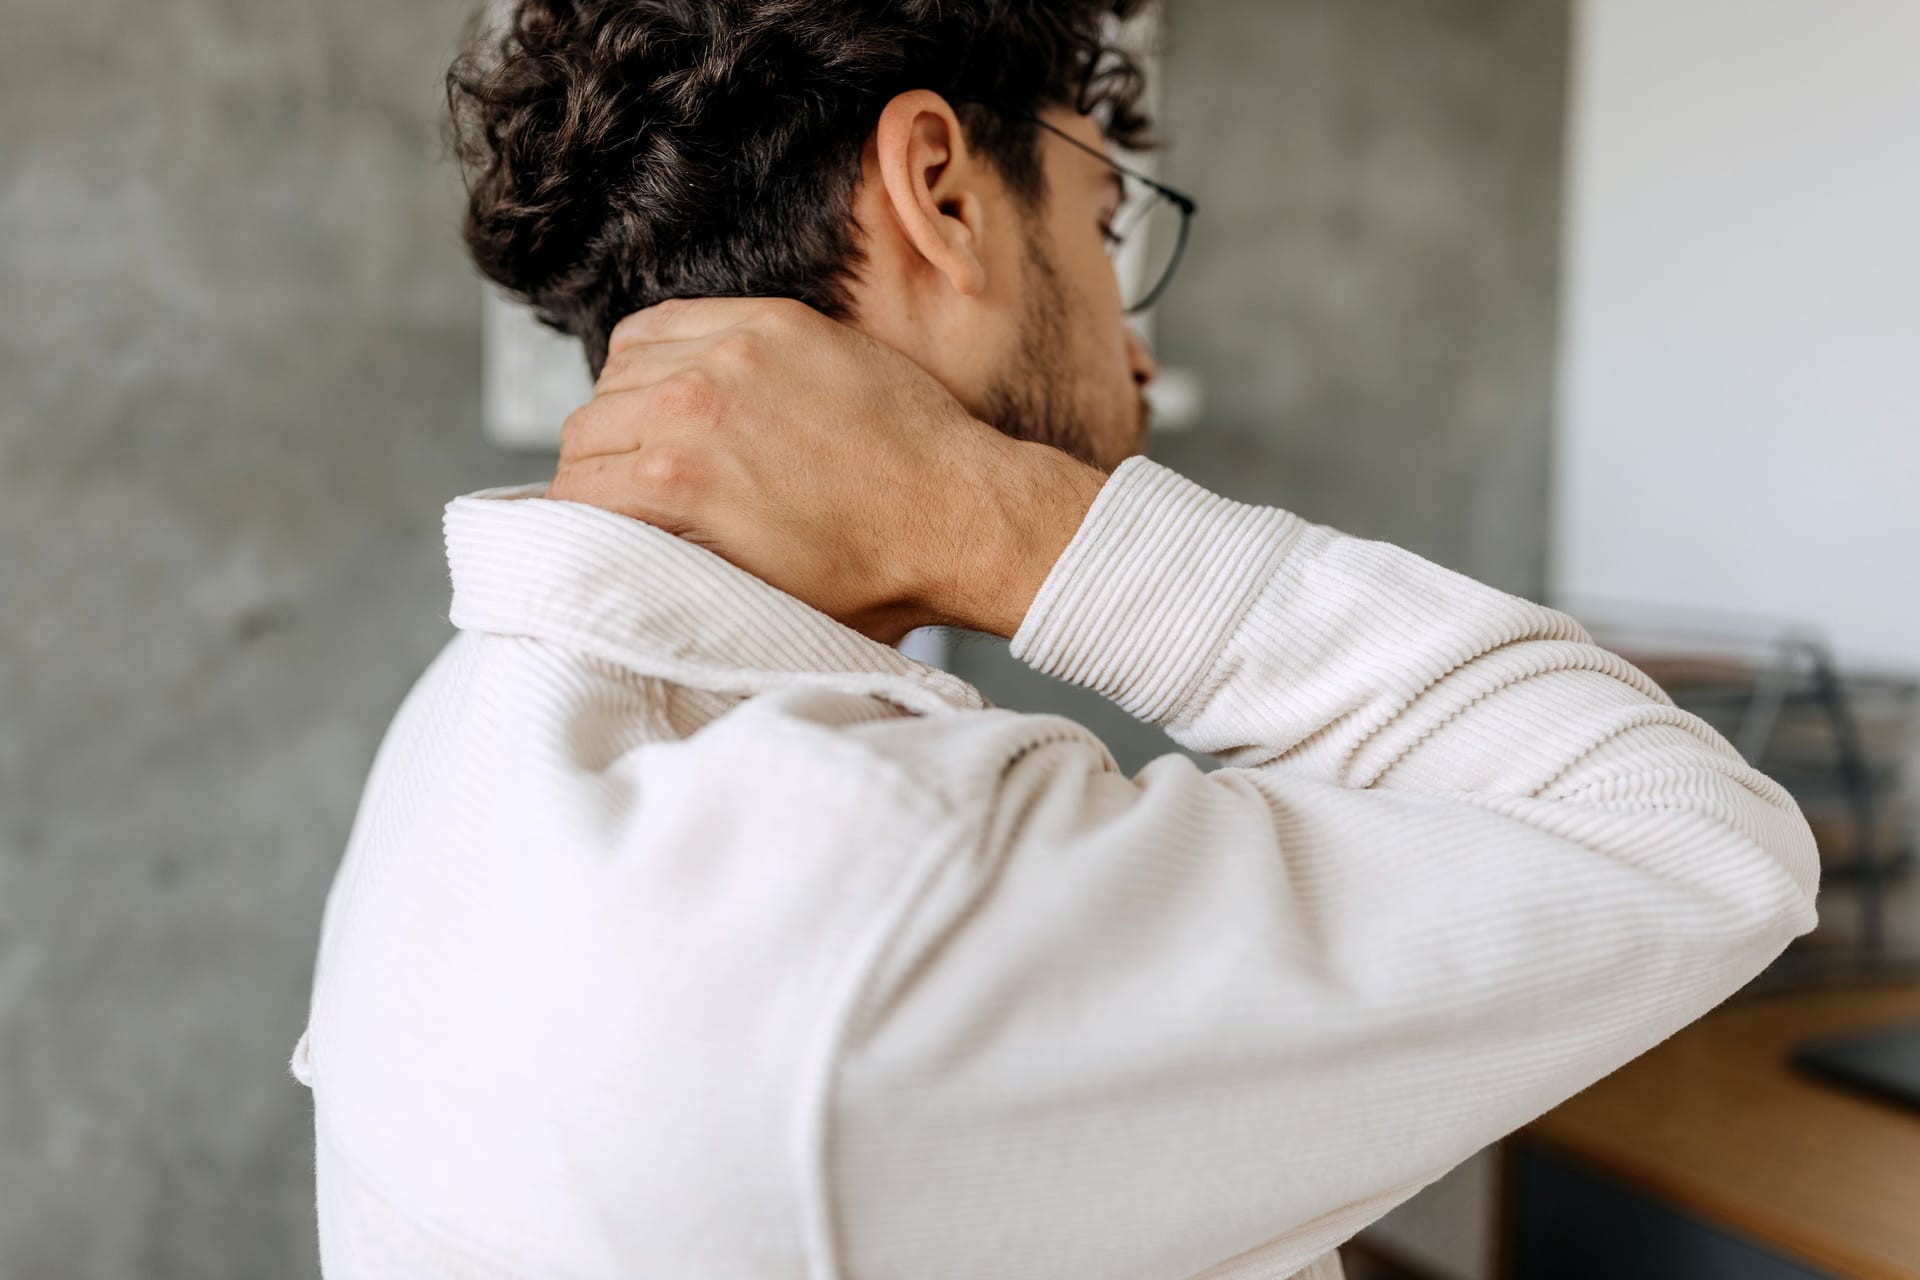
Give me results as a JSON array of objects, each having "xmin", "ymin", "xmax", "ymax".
[{"xmin": 820, "ymin": 457, "xmax": 1820, "ymax": 1280}]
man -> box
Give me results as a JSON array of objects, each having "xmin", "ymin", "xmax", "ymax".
[{"xmin": 293, "ymin": 2, "xmax": 1820, "ymax": 1278}]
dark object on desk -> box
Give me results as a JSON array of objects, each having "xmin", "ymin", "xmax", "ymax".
[
  {"xmin": 1793, "ymin": 1021, "xmax": 1920, "ymax": 1113},
  {"xmin": 1505, "ymin": 1142, "xmax": 1827, "ymax": 1280},
  {"xmin": 1503, "ymin": 982, "xmax": 1920, "ymax": 1279}
]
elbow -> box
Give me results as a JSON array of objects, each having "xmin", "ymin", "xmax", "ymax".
[
  {"xmin": 1772, "ymin": 798, "xmax": 1822, "ymax": 940},
  {"xmin": 1725, "ymin": 776, "xmax": 1823, "ymax": 945},
  {"xmin": 1606, "ymin": 761, "xmax": 1822, "ymax": 949}
]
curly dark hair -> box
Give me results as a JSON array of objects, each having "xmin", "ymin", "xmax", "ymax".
[{"xmin": 445, "ymin": 0, "xmax": 1152, "ymax": 377}]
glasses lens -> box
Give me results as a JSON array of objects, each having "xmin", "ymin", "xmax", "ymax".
[{"xmin": 1108, "ymin": 182, "xmax": 1186, "ymax": 312}]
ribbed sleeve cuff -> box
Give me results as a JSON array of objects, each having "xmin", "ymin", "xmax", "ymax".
[{"xmin": 1008, "ymin": 456, "xmax": 1304, "ymax": 726}]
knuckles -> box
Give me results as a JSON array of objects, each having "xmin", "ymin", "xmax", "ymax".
[
  {"xmin": 555, "ymin": 401, "xmax": 601, "ymax": 459},
  {"xmin": 649, "ymin": 368, "xmax": 719, "ymax": 422},
  {"xmin": 607, "ymin": 297, "xmax": 683, "ymax": 351},
  {"xmin": 631, "ymin": 443, "xmax": 694, "ymax": 492},
  {"xmin": 545, "ymin": 461, "xmax": 587, "ymax": 506},
  {"xmin": 709, "ymin": 333, "xmax": 759, "ymax": 373},
  {"xmin": 603, "ymin": 296, "xmax": 822, "ymax": 374},
  {"xmin": 751, "ymin": 295, "xmax": 806, "ymax": 329}
]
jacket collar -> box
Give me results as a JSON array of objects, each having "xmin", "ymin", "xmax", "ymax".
[{"xmin": 442, "ymin": 480, "xmax": 988, "ymax": 716}]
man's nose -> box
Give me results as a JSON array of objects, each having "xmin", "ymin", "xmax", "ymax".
[{"xmin": 1125, "ymin": 326, "xmax": 1159, "ymax": 388}]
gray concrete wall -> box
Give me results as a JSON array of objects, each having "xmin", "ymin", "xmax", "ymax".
[
  {"xmin": 0, "ymin": 0, "xmax": 528, "ymax": 1275},
  {"xmin": 1154, "ymin": 0, "xmax": 1567, "ymax": 595}
]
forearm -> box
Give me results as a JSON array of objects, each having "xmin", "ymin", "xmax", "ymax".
[
  {"xmin": 1006, "ymin": 457, "xmax": 1819, "ymax": 909},
  {"xmin": 921, "ymin": 437, "xmax": 1110, "ymax": 641}
]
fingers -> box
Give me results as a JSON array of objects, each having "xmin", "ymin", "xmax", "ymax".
[
  {"xmin": 545, "ymin": 451, "xmax": 689, "ymax": 532},
  {"xmin": 592, "ymin": 334, "xmax": 715, "ymax": 395},
  {"xmin": 559, "ymin": 370, "xmax": 725, "ymax": 463},
  {"xmin": 606, "ymin": 295, "xmax": 812, "ymax": 357}
]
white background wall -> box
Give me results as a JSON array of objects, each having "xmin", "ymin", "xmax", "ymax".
[{"xmin": 1554, "ymin": 0, "xmax": 1920, "ymax": 671}]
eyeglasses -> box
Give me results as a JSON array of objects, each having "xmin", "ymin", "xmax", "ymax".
[{"xmin": 958, "ymin": 99, "xmax": 1198, "ymax": 314}]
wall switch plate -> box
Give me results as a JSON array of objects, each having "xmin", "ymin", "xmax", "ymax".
[{"xmin": 482, "ymin": 288, "xmax": 591, "ymax": 453}]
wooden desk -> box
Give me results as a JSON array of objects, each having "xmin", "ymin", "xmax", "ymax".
[{"xmin": 1499, "ymin": 981, "xmax": 1920, "ymax": 1280}]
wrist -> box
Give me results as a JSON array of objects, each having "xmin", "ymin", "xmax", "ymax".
[{"xmin": 926, "ymin": 436, "xmax": 1108, "ymax": 640}]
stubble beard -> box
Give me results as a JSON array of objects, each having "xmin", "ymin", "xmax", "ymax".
[{"xmin": 978, "ymin": 239, "xmax": 1107, "ymax": 472}]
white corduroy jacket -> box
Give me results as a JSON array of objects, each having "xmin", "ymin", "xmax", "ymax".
[{"xmin": 294, "ymin": 455, "xmax": 1820, "ymax": 1280}]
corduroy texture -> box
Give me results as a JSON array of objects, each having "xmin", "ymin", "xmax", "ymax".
[{"xmin": 296, "ymin": 457, "xmax": 1818, "ymax": 1280}]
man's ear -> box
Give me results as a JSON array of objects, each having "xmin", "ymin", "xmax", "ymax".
[{"xmin": 872, "ymin": 90, "xmax": 991, "ymax": 300}]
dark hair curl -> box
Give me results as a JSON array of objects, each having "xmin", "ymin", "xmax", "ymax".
[{"xmin": 445, "ymin": 0, "xmax": 1151, "ymax": 377}]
